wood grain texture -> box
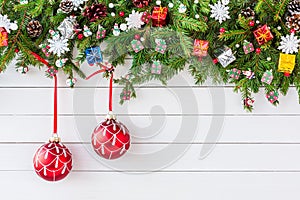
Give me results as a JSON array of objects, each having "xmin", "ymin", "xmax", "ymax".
[{"xmin": 1, "ymin": 60, "xmax": 300, "ymax": 200}]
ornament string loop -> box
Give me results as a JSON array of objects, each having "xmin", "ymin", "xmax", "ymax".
[
  {"xmin": 30, "ymin": 52, "xmax": 58, "ymax": 137},
  {"xmin": 86, "ymin": 63, "xmax": 115, "ymax": 112}
]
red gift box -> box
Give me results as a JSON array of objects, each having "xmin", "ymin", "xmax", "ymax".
[
  {"xmin": 151, "ymin": 7, "xmax": 168, "ymax": 27},
  {"xmin": 253, "ymin": 24, "xmax": 273, "ymax": 45},
  {"xmin": 193, "ymin": 39, "xmax": 209, "ymax": 57},
  {"xmin": 0, "ymin": 27, "xmax": 8, "ymax": 47}
]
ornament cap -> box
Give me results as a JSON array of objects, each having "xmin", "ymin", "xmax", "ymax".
[
  {"xmin": 106, "ymin": 111, "xmax": 116, "ymax": 120},
  {"xmin": 49, "ymin": 133, "xmax": 61, "ymax": 143}
]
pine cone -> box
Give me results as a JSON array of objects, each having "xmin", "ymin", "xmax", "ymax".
[
  {"xmin": 26, "ymin": 20, "xmax": 43, "ymax": 38},
  {"xmin": 132, "ymin": 0, "xmax": 151, "ymax": 8},
  {"xmin": 60, "ymin": 0, "xmax": 74, "ymax": 13},
  {"xmin": 286, "ymin": 14, "xmax": 300, "ymax": 31},
  {"xmin": 288, "ymin": 0, "xmax": 300, "ymax": 15},
  {"xmin": 82, "ymin": 4, "xmax": 107, "ymax": 22},
  {"xmin": 241, "ymin": 7, "xmax": 255, "ymax": 19}
]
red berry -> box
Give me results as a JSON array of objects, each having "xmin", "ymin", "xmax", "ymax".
[
  {"xmin": 256, "ymin": 48, "xmax": 261, "ymax": 54},
  {"xmin": 213, "ymin": 58, "xmax": 218, "ymax": 64},
  {"xmin": 134, "ymin": 34, "xmax": 141, "ymax": 40},
  {"xmin": 290, "ymin": 28, "xmax": 296, "ymax": 34},
  {"xmin": 14, "ymin": 48, "xmax": 19, "ymax": 53},
  {"xmin": 284, "ymin": 72, "xmax": 291, "ymax": 77},
  {"xmin": 77, "ymin": 34, "xmax": 84, "ymax": 40},
  {"xmin": 220, "ymin": 28, "xmax": 226, "ymax": 33},
  {"xmin": 249, "ymin": 21, "xmax": 255, "ymax": 27},
  {"xmin": 119, "ymin": 11, "xmax": 125, "ymax": 17}
]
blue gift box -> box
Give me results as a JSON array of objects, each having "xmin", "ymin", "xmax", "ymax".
[{"xmin": 85, "ymin": 46, "xmax": 103, "ymax": 66}]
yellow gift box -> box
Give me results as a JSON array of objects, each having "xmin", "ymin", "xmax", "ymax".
[{"xmin": 278, "ymin": 53, "xmax": 296, "ymax": 76}]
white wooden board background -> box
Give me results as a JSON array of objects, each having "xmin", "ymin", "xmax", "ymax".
[{"xmin": 1, "ymin": 59, "xmax": 300, "ymax": 200}]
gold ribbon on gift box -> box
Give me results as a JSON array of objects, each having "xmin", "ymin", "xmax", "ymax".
[
  {"xmin": 153, "ymin": 6, "xmax": 166, "ymax": 25},
  {"xmin": 254, "ymin": 25, "xmax": 273, "ymax": 44}
]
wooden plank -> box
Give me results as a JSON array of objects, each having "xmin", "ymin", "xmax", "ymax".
[
  {"xmin": 0, "ymin": 59, "xmax": 200, "ymax": 87},
  {"xmin": 0, "ymin": 87, "xmax": 300, "ymax": 115},
  {"xmin": 0, "ymin": 171, "xmax": 299, "ymax": 200},
  {"xmin": 2, "ymin": 144, "xmax": 300, "ymax": 171},
  {"xmin": 1, "ymin": 116, "xmax": 300, "ymax": 143}
]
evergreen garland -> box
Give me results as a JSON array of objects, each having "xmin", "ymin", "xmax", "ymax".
[{"xmin": 0, "ymin": 0, "xmax": 299, "ymax": 111}]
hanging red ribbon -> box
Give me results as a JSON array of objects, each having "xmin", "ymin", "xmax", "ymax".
[
  {"xmin": 53, "ymin": 74, "xmax": 58, "ymax": 134},
  {"xmin": 86, "ymin": 64, "xmax": 114, "ymax": 112},
  {"xmin": 30, "ymin": 52, "xmax": 57, "ymax": 134}
]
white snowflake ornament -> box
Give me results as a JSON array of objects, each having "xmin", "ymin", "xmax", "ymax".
[
  {"xmin": 0, "ymin": 14, "xmax": 18, "ymax": 33},
  {"xmin": 210, "ymin": 0, "xmax": 230, "ymax": 24},
  {"xmin": 70, "ymin": 0, "xmax": 88, "ymax": 11},
  {"xmin": 278, "ymin": 34, "xmax": 300, "ymax": 54},
  {"xmin": 48, "ymin": 33, "xmax": 70, "ymax": 57},
  {"xmin": 125, "ymin": 10, "xmax": 145, "ymax": 29}
]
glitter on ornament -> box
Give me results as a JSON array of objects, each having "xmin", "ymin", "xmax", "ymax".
[{"xmin": 85, "ymin": 46, "xmax": 103, "ymax": 66}]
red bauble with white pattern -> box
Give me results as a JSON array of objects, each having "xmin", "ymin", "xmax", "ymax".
[
  {"xmin": 92, "ymin": 114, "xmax": 130, "ymax": 160},
  {"xmin": 33, "ymin": 139, "xmax": 72, "ymax": 182}
]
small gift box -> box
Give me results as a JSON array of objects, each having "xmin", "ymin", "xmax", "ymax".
[
  {"xmin": 155, "ymin": 39, "xmax": 167, "ymax": 54},
  {"xmin": 0, "ymin": 27, "xmax": 8, "ymax": 47},
  {"xmin": 261, "ymin": 70, "xmax": 273, "ymax": 85},
  {"xmin": 152, "ymin": 7, "xmax": 168, "ymax": 27},
  {"xmin": 243, "ymin": 41, "xmax": 254, "ymax": 54},
  {"xmin": 151, "ymin": 60, "xmax": 162, "ymax": 74},
  {"xmin": 131, "ymin": 39, "xmax": 144, "ymax": 53},
  {"xmin": 278, "ymin": 53, "xmax": 296, "ymax": 76},
  {"xmin": 96, "ymin": 25, "xmax": 106, "ymax": 39},
  {"xmin": 253, "ymin": 24, "xmax": 274, "ymax": 45},
  {"xmin": 193, "ymin": 39, "xmax": 209, "ymax": 57},
  {"xmin": 228, "ymin": 68, "xmax": 241, "ymax": 80},
  {"xmin": 215, "ymin": 46, "xmax": 236, "ymax": 68},
  {"xmin": 121, "ymin": 90, "xmax": 131, "ymax": 101},
  {"xmin": 85, "ymin": 46, "xmax": 103, "ymax": 66},
  {"xmin": 266, "ymin": 91, "xmax": 279, "ymax": 104}
]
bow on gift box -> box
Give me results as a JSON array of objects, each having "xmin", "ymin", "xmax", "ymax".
[
  {"xmin": 253, "ymin": 25, "xmax": 274, "ymax": 45},
  {"xmin": 152, "ymin": 6, "xmax": 168, "ymax": 27}
]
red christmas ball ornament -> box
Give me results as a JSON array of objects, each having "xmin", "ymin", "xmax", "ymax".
[
  {"xmin": 33, "ymin": 135, "xmax": 72, "ymax": 181},
  {"xmin": 213, "ymin": 58, "xmax": 218, "ymax": 64},
  {"xmin": 14, "ymin": 48, "xmax": 19, "ymax": 53},
  {"xmin": 290, "ymin": 28, "xmax": 296, "ymax": 34},
  {"xmin": 77, "ymin": 33, "xmax": 84, "ymax": 40},
  {"xmin": 134, "ymin": 34, "xmax": 141, "ymax": 40},
  {"xmin": 255, "ymin": 48, "xmax": 261, "ymax": 54},
  {"xmin": 249, "ymin": 20, "xmax": 255, "ymax": 27},
  {"xmin": 92, "ymin": 112, "xmax": 130, "ymax": 160},
  {"xmin": 219, "ymin": 27, "xmax": 226, "ymax": 33},
  {"xmin": 119, "ymin": 11, "xmax": 125, "ymax": 17}
]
